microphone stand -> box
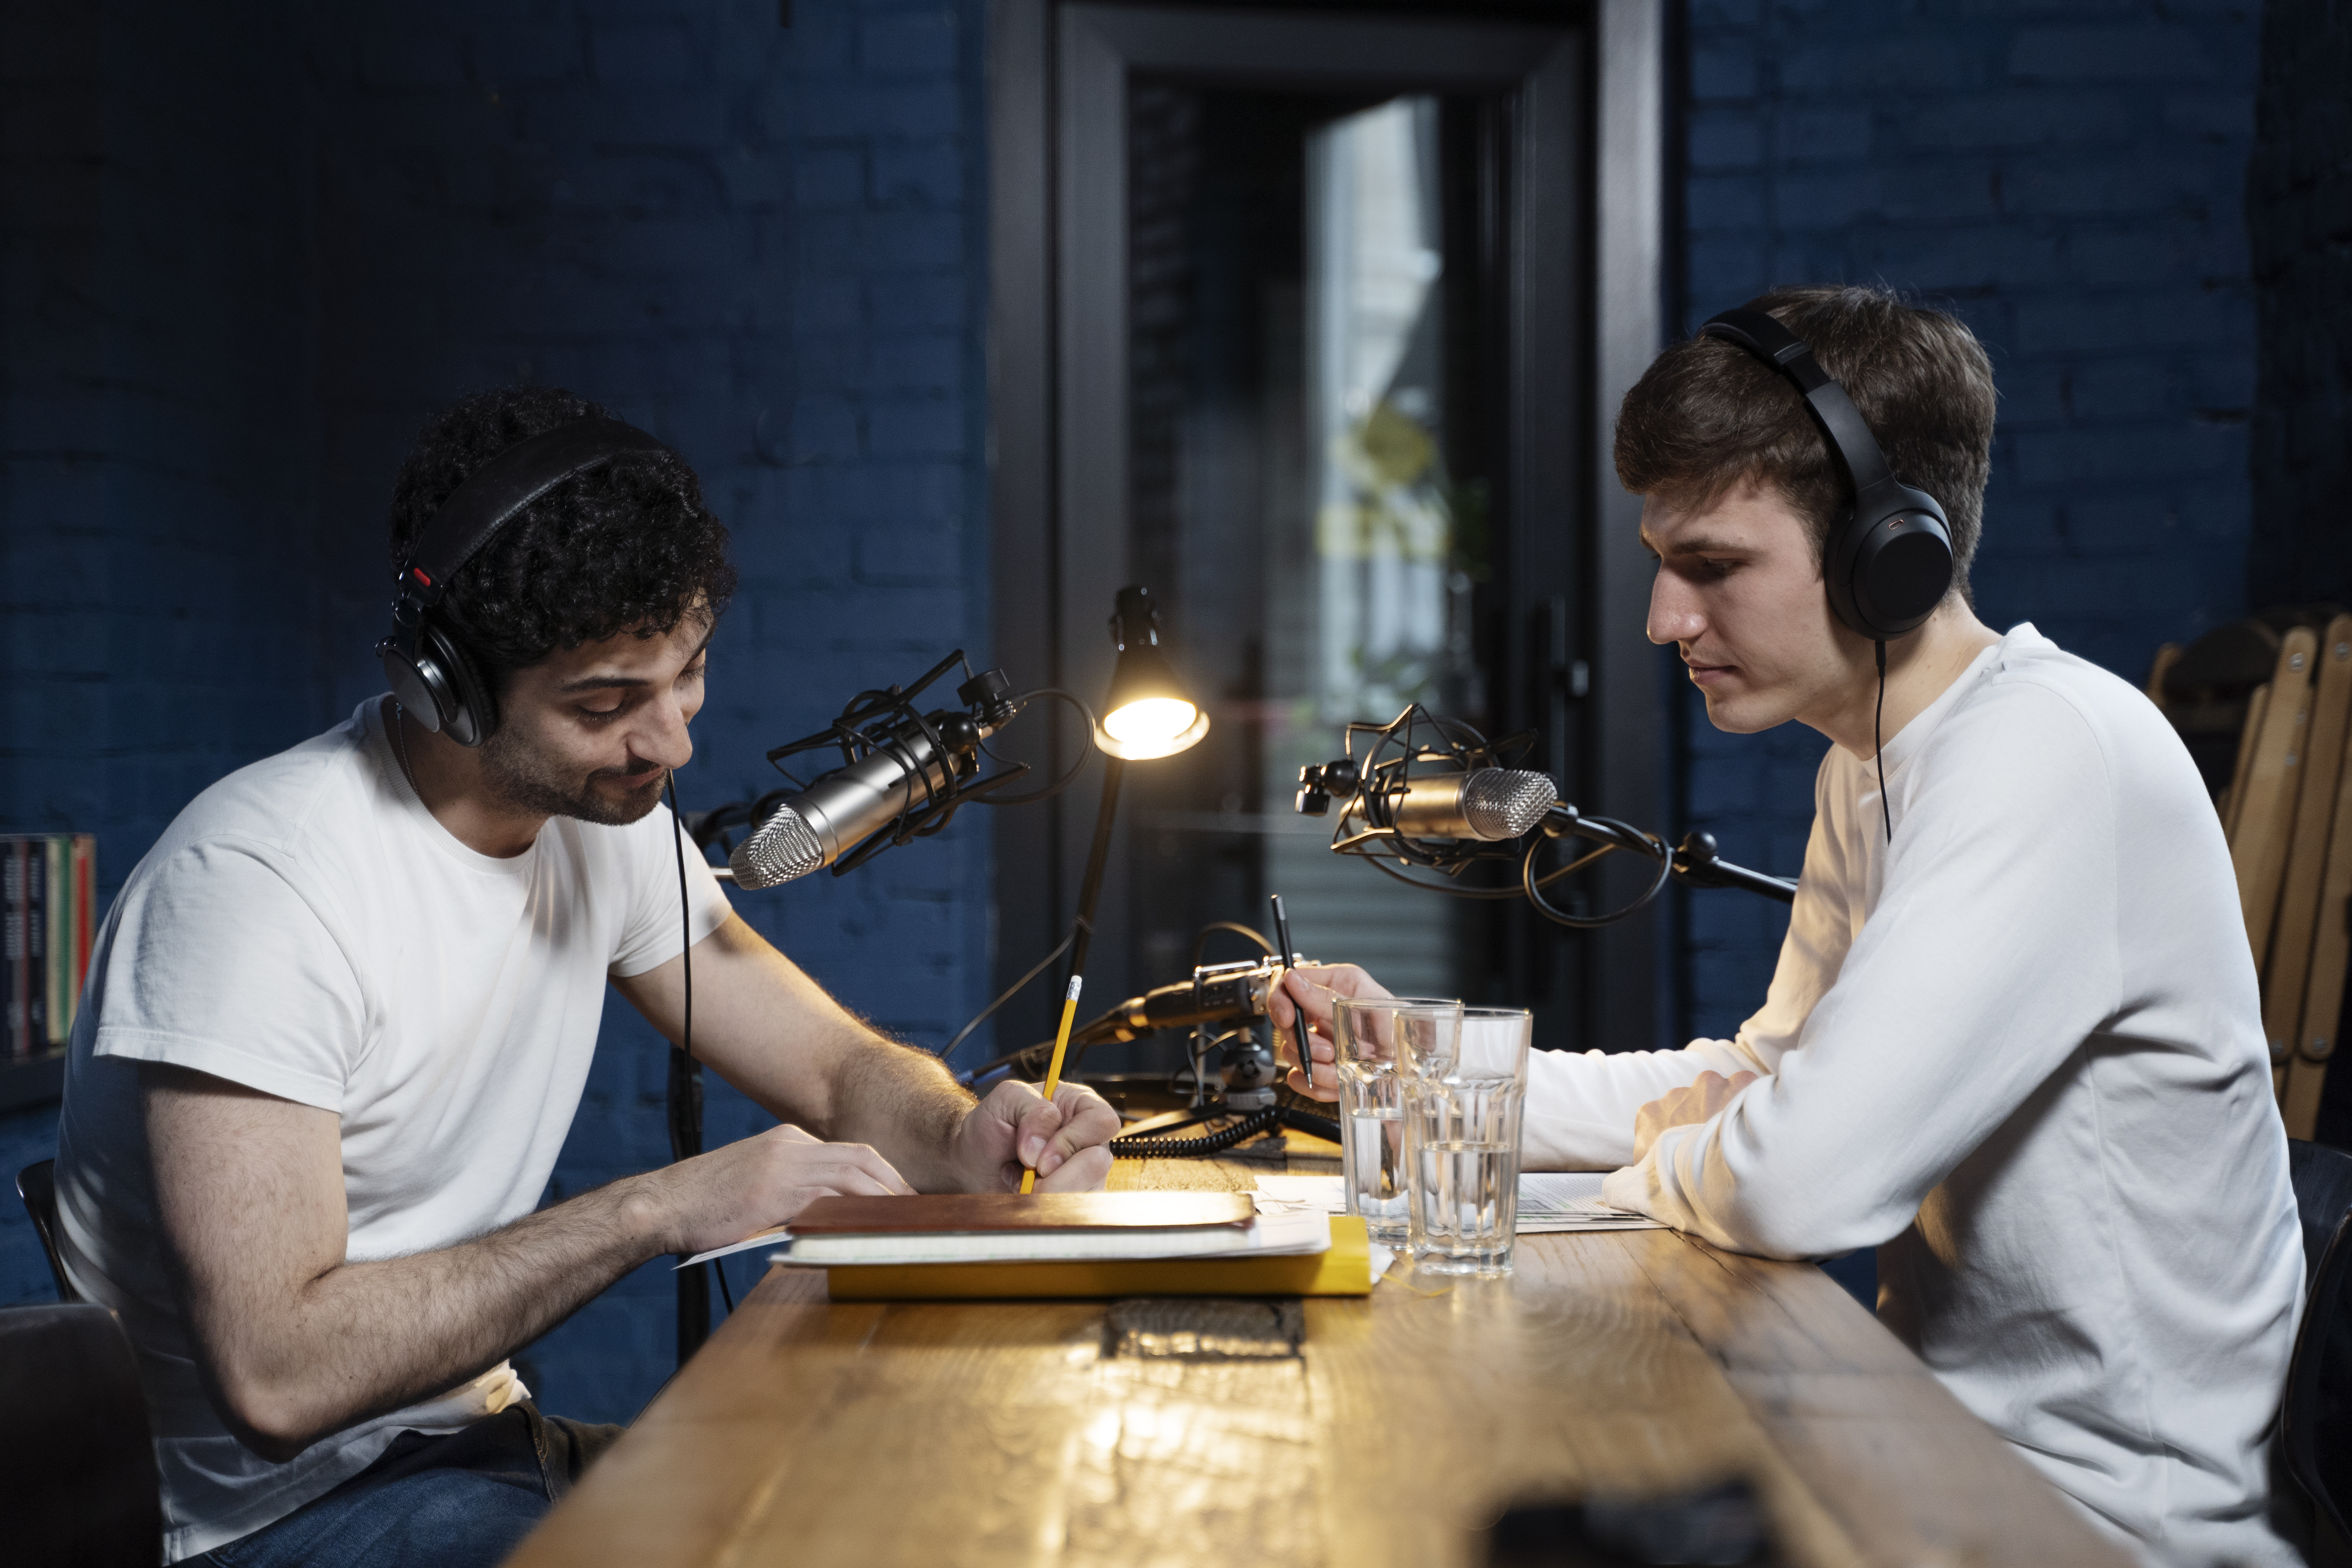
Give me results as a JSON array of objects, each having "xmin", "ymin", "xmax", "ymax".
[
  {"xmin": 665, "ymin": 1046, "xmax": 709, "ymax": 1366},
  {"xmin": 1070, "ymin": 759, "xmax": 1124, "ymax": 1000},
  {"xmin": 1541, "ymin": 807, "xmax": 1798, "ymax": 904},
  {"xmin": 1020, "ymin": 757, "xmax": 1123, "ymax": 1190}
]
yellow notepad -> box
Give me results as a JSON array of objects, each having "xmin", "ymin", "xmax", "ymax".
[{"xmin": 823, "ymin": 1216, "xmax": 1372, "ymax": 1300}]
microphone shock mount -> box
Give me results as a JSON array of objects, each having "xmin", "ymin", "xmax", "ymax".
[
  {"xmin": 688, "ymin": 650, "xmax": 1094, "ymax": 880},
  {"xmin": 1295, "ymin": 703, "xmax": 1797, "ymax": 927}
]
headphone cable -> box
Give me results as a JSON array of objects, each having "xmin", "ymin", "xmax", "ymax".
[
  {"xmin": 666, "ymin": 772, "xmax": 695, "ymax": 1067},
  {"xmin": 667, "ymin": 773, "xmax": 732, "ymax": 1315},
  {"xmin": 1874, "ymin": 641, "xmax": 1892, "ymax": 844}
]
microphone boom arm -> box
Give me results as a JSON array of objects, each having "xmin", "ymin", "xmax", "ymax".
[{"xmin": 1297, "ymin": 704, "xmax": 1798, "ymax": 927}]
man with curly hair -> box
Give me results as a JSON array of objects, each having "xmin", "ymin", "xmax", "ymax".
[
  {"xmin": 50, "ymin": 387, "xmax": 1119, "ymax": 1566},
  {"xmin": 1276, "ymin": 288, "xmax": 2304, "ymax": 1564}
]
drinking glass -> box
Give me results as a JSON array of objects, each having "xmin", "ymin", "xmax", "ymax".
[
  {"xmin": 1402, "ymin": 1006, "xmax": 1533, "ymax": 1275},
  {"xmin": 1331, "ymin": 997, "xmax": 1462, "ymax": 1247}
]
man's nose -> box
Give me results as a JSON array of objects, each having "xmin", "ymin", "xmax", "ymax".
[
  {"xmin": 631, "ymin": 693, "xmax": 695, "ymax": 772},
  {"xmin": 1648, "ymin": 570, "xmax": 1705, "ymax": 647}
]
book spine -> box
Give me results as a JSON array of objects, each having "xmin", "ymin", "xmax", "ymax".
[
  {"xmin": 25, "ymin": 839, "xmax": 45, "ymax": 1053},
  {"xmin": 3, "ymin": 840, "xmax": 22, "ymax": 1061},
  {"xmin": 45, "ymin": 835, "xmax": 69, "ymax": 1049},
  {"xmin": 72, "ymin": 834, "xmax": 95, "ymax": 1030}
]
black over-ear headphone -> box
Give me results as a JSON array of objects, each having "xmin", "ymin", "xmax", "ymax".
[
  {"xmin": 1696, "ymin": 307, "xmax": 1955, "ymax": 641},
  {"xmin": 376, "ymin": 417, "xmax": 673, "ymax": 747}
]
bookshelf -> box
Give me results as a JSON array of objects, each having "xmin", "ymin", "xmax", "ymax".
[{"xmin": 6, "ymin": 832, "xmax": 95, "ymax": 1106}]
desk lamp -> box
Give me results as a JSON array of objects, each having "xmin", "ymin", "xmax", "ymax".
[{"xmin": 1022, "ymin": 584, "xmax": 1209, "ymax": 1190}]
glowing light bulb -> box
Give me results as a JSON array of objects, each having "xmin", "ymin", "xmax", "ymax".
[{"xmin": 1103, "ymin": 697, "xmax": 1197, "ymax": 748}]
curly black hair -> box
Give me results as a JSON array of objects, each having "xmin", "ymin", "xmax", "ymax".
[{"xmin": 387, "ymin": 386, "xmax": 737, "ymax": 685}]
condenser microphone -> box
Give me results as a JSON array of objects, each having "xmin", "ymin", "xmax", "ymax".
[
  {"xmin": 729, "ymin": 724, "xmax": 964, "ymax": 889},
  {"xmin": 1072, "ymin": 965, "xmax": 1281, "ymax": 1047},
  {"xmin": 1384, "ymin": 769, "xmax": 1556, "ymax": 842}
]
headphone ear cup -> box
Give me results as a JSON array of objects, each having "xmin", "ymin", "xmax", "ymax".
[
  {"xmin": 1829, "ymin": 488, "xmax": 1955, "ymax": 641},
  {"xmin": 418, "ymin": 620, "xmax": 499, "ymax": 748},
  {"xmin": 378, "ymin": 626, "xmax": 461, "ymax": 738}
]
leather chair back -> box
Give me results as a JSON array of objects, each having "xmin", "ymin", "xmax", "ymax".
[
  {"xmin": 2285, "ymin": 1139, "xmax": 2352, "ymax": 1540},
  {"xmin": 17, "ymin": 1158, "xmax": 80, "ymax": 1302},
  {"xmin": 0, "ymin": 1302, "xmax": 161, "ymax": 1567}
]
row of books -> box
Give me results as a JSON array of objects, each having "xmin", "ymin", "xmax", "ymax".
[{"xmin": 6, "ymin": 834, "xmax": 96, "ymax": 1061}]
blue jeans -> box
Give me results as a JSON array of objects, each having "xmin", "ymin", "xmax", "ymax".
[{"xmin": 190, "ymin": 1403, "xmax": 622, "ymax": 1568}]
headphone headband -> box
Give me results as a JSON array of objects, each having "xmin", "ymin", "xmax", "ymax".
[
  {"xmin": 1694, "ymin": 306, "xmax": 1954, "ymax": 641},
  {"xmin": 393, "ymin": 417, "xmax": 673, "ymax": 615},
  {"xmin": 1698, "ymin": 308, "xmax": 1895, "ymax": 500},
  {"xmin": 379, "ymin": 414, "xmax": 675, "ymax": 746}
]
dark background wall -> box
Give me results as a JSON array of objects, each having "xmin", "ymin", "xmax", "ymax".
[
  {"xmin": 1, "ymin": 0, "xmax": 992, "ymax": 1421},
  {"xmin": 2248, "ymin": 0, "xmax": 2352, "ymax": 611},
  {"xmin": 0, "ymin": 0, "xmax": 2341, "ymax": 1422},
  {"xmin": 1672, "ymin": 0, "xmax": 2268, "ymax": 1042}
]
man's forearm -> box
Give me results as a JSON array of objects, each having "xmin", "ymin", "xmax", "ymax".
[
  {"xmin": 823, "ymin": 1034, "xmax": 977, "ymax": 1191},
  {"xmin": 206, "ymin": 1173, "xmax": 670, "ymax": 1459}
]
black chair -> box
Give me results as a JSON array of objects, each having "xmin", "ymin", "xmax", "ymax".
[
  {"xmin": 18, "ymin": 1157, "xmax": 82, "ymax": 1302},
  {"xmin": 0, "ymin": 1301, "xmax": 161, "ymax": 1566},
  {"xmin": 2285, "ymin": 1139, "xmax": 2352, "ymax": 1543}
]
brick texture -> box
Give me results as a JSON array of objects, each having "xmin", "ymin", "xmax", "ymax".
[
  {"xmin": 1673, "ymin": 0, "xmax": 2261, "ymax": 1044},
  {"xmin": 0, "ymin": 0, "xmax": 2286, "ymax": 1435},
  {"xmin": 0, "ymin": 0, "xmax": 992, "ymax": 1424},
  {"xmin": 2247, "ymin": 0, "xmax": 2352, "ymax": 607}
]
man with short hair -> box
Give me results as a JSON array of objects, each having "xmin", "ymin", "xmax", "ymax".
[
  {"xmin": 1277, "ymin": 287, "xmax": 2304, "ymax": 1565},
  {"xmin": 53, "ymin": 386, "xmax": 1120, "ymax": 1566}
]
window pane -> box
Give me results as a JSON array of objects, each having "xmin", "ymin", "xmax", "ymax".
[{"xmin": 1121, "ymin": 84, "xmax": 1492, "ymax": 1061}]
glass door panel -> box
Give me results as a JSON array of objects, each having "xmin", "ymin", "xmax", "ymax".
[{"xmin": 1118, "ymin": 82, "xmax": 1499, "ymax": 1064}]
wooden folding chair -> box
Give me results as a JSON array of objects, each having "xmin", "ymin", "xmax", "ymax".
[
  {"xmin": 2231, "ymin": 628, "xmax": 2320, "ymax": 1053},
  {"xmin": 2283, "ymin": 619, "xmax": 2352, "ymax": 1135},
  {"xmin": 2146, "ymin": 642, "xmax": 2184, "ymax": 710},
  {"xmin": 2155, "ymin": 612, "xmax": 2352, "ymax": 1126},
  {"xmin": 2225, "ymin": 684, "xmax": 2274, "ymax": 841}
]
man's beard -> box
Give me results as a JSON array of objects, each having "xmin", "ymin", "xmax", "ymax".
[{"xmin": 479, "ymin": 728, "xmax": 668, "ymax": 826}]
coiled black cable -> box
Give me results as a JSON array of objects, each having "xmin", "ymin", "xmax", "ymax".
[
  {"xmin": 1106, "ymin": 1103, "xmax": 1342, "ymax": 1158},
  {"xmin": 1110, "ymin": 1105, "xmax": 1283, "ymax": 1157},
  {"xmin": 1279, "ymin": 1105, "xmax": 1342, "ymax": 1145}
]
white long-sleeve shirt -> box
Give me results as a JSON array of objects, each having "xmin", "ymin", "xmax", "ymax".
[{"xmin": 1524, "ymin": 625, "xmax": 2305, "ymax": 1566}]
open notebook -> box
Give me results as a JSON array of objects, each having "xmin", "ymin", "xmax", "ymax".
[{"xmin": 681, "ymin": 1190, "xmax": 1333, "ymax": 1269}]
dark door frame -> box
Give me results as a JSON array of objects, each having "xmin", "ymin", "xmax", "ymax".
[{"xmin": 988, "ymin": 0, "xmax": 1666, "ymax": 1054}]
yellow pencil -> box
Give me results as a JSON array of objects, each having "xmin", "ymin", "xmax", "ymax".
[{"xmin": 1019, "ymin": 975, "xmax": 1084, "ymax": 1194}]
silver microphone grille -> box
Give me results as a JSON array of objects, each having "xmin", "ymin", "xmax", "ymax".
[
  {"xmin": 728, "ymin": 806, "xmax": 827, "ymax": 890},
  {"xmin": 1461, "ymin": 770, "xmax": 1557, "ymax": 841}
]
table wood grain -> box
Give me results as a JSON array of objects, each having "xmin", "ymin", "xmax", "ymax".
[{"xmin": 508, "ymin": 1157, "xmax": 2130, "ymax": 1568}]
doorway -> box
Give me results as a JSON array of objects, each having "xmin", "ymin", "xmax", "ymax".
[{"xmin": 990, "ymin": 1, "xmax": 1665, "ymax": 1065}]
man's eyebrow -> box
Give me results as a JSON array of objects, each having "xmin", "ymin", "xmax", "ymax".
[
  {"xmin": 1640, "ymin": 531, "xmax": 1757, "ymax": 557},
  {"xmin": 552, "ymin": 627, "xmax": 717, "ymax": 694}
]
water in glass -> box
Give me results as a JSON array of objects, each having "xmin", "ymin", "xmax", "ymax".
[
  {"xmin": 1403, "ymin": 1007, "xmax": 1531, "ymax": 1275},
  {"xmin": 1333, "ymin": 996, "xmax": 1460, "ymax": 1248}
]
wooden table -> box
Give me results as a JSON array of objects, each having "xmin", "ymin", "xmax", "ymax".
[{"xmin": 509, "ymin": 1155, "xmax": 2129, "ymax": 1568}]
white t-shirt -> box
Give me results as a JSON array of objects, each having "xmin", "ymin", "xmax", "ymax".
[
  {"xmin": 51, "ymin": 699, "xmax": 733, "ymax": 1563},
  {"xmin": 1522, "ymin": 625, "xmax": 2306, "ymax": 1567}
]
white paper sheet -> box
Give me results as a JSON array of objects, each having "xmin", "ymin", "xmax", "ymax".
[
  {"xmin": 683, "ymin": 1207, "xmax": 1335, "ymax": 1270},
  {"xmin": 1251, "ymin": 1171, "xmax": 1664, "ymax": 1234}
]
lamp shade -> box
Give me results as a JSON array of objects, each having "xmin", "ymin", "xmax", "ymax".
[{"xmin": 1093, "ymin": 586, "xmax": 1210, "ymax": 761}]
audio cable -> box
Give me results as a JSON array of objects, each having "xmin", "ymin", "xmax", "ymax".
[{"xmin": 667, "ymin": 774, "xmax": 731, "ymax": 1318}]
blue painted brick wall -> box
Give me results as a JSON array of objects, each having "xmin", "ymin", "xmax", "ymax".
[
  {"xmin": 1, "ymin": 0, "xmax": 994, "ymax": 1425},
  {"xmin": 1674, "ymin": 0, "xmax": 2261, "ymax": 1043},
  {"xmin": 0, "ymin": 0, "xmax": 2286, "ymax": 1440},
  {"xmin": 2, "ymin": 0, "xmax": 324, "ymax": 1310},
  {"xmin": 2247, "ymin": 0, "xmax": 2352, "ymax": 607},
  {"xmin": 308, "ymin": 0, "xmax": 994, "ymax": 1423}
]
